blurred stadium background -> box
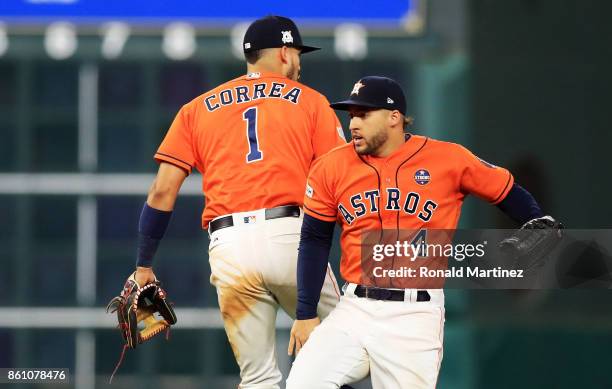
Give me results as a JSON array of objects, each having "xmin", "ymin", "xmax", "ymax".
[{"xmin": 1, "ymin": 0, "xmax": 611, "ymax": 388}]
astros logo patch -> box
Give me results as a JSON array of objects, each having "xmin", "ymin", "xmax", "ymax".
[{"xmin": 414, "ymin": 169, "xmax": 431, "ymax": 185}]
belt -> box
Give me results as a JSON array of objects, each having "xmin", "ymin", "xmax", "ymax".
[
  {"xmin": 209, "ymin": 205, "xmax": 301, "ymax": 234},
  {"xmin": 354, "ymin": 285, "xmax": 431, "ymax": 302}
]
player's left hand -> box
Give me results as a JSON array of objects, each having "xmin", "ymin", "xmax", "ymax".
[
  {"xmin": 288, "ymin": 317, "xmax": 320, "ymax": 356},
  {"xmin": 499, "ymin": 215, "xmax": 563, "ymax": 270}
]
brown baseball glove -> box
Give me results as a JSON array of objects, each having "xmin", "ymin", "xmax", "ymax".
[{"xmin": 106, "ymin": 272, "xmax": 177, "ymax": 381}]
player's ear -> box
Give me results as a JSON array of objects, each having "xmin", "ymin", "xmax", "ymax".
[
  {"xmin": 279, "ymin": 46, "xmax": 290, "ymax": 64},
  {"xmin": 388, "ymin": 110, "xmax": 402, "ymax": 127}
]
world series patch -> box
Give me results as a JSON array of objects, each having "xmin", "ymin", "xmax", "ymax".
[{"xmin": 414, "ymin": 169, "xmax": 431, "ymax": 185}]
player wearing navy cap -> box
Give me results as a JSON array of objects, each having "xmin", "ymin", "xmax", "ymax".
[
  {"xmin": 120, "ymin": 14, "xmax": 346, "ymax": 389},
  {"xmin": 286, "ymin": 76, "xmax": 561, "ymax": 388}
]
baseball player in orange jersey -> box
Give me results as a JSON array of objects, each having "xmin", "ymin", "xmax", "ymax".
[
  {"xmin": 125, "ymin": 16, "xmax": 346, "ymax": 388},
  {"xmin": 286, "ymin": 76, "xmax": 560, "ymax": 388}
]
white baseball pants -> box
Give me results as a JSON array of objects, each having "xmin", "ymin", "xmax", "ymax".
[
  {"xmin": 286, "ymin": 284, "xmax": 445, "ymax": 389},
  {"xmin": 208, "ymin": 208, "xmax": 341, "ymax": 389}
]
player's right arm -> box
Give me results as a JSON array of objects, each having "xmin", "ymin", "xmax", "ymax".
[
  {"xmin": 134, "ymin": 162, "xmax": 187, "ymax": 285},
  {"xmin": 135, "ymin": 103, "xmax": 195, "ymax": 285},
  {"xmin": 146, "ymin": 162, "xmax": 188, "ymax": 211},
  {"xmin": 288, "ymin": 156, "xmax": 338, "ymax": 355}
]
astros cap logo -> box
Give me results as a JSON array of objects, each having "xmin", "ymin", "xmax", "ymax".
[{"xmin": 351, "ymin": 81, "xmax": 365, "ymax": 95}]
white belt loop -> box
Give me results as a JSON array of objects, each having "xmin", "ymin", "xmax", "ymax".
[
  {"xmin": 429, "ymin": 289, "xmax": 444, "ymax": 306},
  {"xmin": 345, "ymin": 283, "xmax": 358, "ymax": 296}
]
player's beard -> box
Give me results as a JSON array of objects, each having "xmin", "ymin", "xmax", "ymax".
[
  {"xmin": 355, "ymin": 127, "xmax": 389, "ymax": 156},
  {"xmin": 287, "ymin": 63, "xmax": 300, "ymax": 81}
]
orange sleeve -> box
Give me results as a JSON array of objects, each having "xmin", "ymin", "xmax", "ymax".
[
  {"xmin": 311, "ymin": 94, "xmax": 346, "ymax": 159},
  {"xmin": 154, "ymin": 104, "xmax": 196, "ymax": 174},
  {"xmin": 303, "ymin": 156, "xmax": 338, "ymax": 222},
  {"xmin": 457, "ymin": 145, "xmax": 514, "ymax": 204}
]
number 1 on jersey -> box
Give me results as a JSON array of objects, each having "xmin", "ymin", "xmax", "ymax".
[{"xmin": 243, "ymin": 107, "xmax": 263, "ymax": 163}]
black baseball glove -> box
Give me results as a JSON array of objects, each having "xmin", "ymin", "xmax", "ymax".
[{"xmin": 499, "ymin": 216, "xmax": 563, "ymax": 271}]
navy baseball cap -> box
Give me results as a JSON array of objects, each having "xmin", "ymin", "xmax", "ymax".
[
  {"xmin": 243, "ymin": 15, "xmax": 320, "ymax": 54},
  {"xmin": 330, "ymin": 76, "xmax": 407, "ymax": 115}
]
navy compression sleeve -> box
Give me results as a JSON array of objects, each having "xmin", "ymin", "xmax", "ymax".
[
  {"xmin": 497, "ymin": 183, "xmax": 544, "ymax": 224},
  {"xmin": 136, "ymin": 202, "xmax": 173, "ymax": 267},
  {"xmin": 296, "ymin": 214, "xmax": 336, "ymax": 320}
]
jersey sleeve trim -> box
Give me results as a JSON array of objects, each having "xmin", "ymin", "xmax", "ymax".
[
  {"xmin": 154, "ymin": 152, "xmax": 193, "ymax": 174},
  {"xmin": 304, "ymin": 205, "xmax": 337, "ymax": 222},
  {"xmin": 491, "ymin": 171, "xmax": 514, "ymax": 204}
]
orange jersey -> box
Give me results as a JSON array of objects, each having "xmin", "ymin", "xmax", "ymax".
[
  {"xmin": 303, "ymin": 135, "xmax": 514, "ymax": 284},
  {"xmin": 154, "ymin": 71, "xmax": 345, "ymax": 228}
]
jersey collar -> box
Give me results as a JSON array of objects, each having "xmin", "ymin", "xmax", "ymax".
[{"xmin": 242, "ymin": 71, "xmax": 289, "ymax": 81}]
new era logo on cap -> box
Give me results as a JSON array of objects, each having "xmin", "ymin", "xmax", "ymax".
[{"xmin": 387, "ymin": 97, "xmax": 394, "ymax": 104}]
